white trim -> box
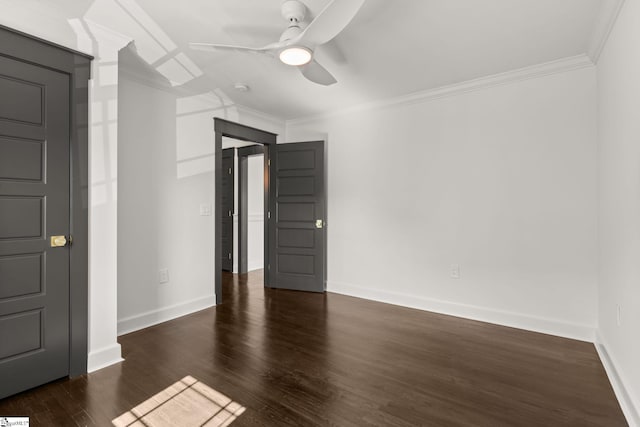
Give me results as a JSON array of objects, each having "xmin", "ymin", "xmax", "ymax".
[
  {"xmin": 328, "ymin": 281, "xmax": 595, "ymax": 342},
  {"xmin": 233, "ymin": 214, "xmax": 266, "ymax": 224},
  {"xmin": 119, "ymin": 51, "xmax": 173, "ymax": 92},
  {"xmin": 595, "ymin": 331, "xmax": 640, "ymax": 427},
  {"xmin": 87, "ymin": 343, "xmax": 123, "ymax": 373},
  {"xmin": 82, "ymin": 19, "xmax": 133, "ymax": 51},
  {"xmin": 117, "ymin": 294, "xmax": 216, "ymax": 336},
  {"xmin": 287, "ymin": 54, "xmax": 594, "ymax": 126},
  {"xmin": 587, "ymin": 0, "xmax": 626, "ymax": 63}
]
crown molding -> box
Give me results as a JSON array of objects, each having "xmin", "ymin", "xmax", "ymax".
[
  {"xmin": 119, "ymin": 44, "xmax": 174, "ymax": 92},
  {"xmin": 587, "ymin": 0, "xmax": 626, "ymax": 63},
  {"xmin": 287, "ymin": 54, "xmax": 595, "ymax": 127},
  {"xmin": 80, "ymin": 18, "xmax": 133, "ymax": 53},
  {"xmin": 118, "ymin": 64, "xmax": 173, "ymax": 92}
]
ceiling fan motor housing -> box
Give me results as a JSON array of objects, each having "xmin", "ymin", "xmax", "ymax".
[{"xmin": 281, "ymin": 0, "xmax": 306, "ymax": 23}]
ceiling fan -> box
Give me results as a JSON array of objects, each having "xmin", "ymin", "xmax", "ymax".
[{"xmin": 189, "ymin": 0, "xmax": 365, "ymax": 86}]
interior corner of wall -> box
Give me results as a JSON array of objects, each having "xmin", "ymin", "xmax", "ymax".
[
  {"xmin": 587, "ymin": 0, "xmax": 626, "ymax": 64},
  {"xmin": 595, "ymin": 329, "xmax": 640, "ymax": 427}
]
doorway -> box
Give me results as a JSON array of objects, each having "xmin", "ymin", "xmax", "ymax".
[
  {"xmin": 220, "ymin": 140, "xmax": 265, "ymax": 276},
  {"xmin": 214, "ymin": 119, "xmax": 327, "ymax": 304},
  {"xmin": 214, "ymin": 119, "xmax": 275, "ymax": 304}
]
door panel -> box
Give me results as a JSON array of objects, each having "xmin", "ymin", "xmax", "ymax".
[
  {"xmin": 221, "ymin": 148, "xmax": 234, "ymax": 271},
  {"xmin": 0, "ymin": 54, "xmax": 70, "ymax": 399},
  {"xmin": 0, "ymin": 310, "xmax": 42, "ymax": 359},
  {"xmin": 0, "ymin": 253, "xmax": 42, "ymax": 299},
  {"xmin": 270, "ymin": 142, "xmax": 325, "ymax": 292},
  {"xmin": 0, "ymin": 197, "xmax": 43, "ymax": 238},
  {"xmin": 0, "ymin": 76, "xmax": 43, "ymax": 124},
  {"xmin": 278, "ymin": 176, "xmax": 315, "ymax": 196},
  {"xmin": 277, "ymin": 228, "xmax": 314, "ymax": 248},
  {"xmin": 0, "ymin": 135, "xmax": 44, "ymax": 180}
]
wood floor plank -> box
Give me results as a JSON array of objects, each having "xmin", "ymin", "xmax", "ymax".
[{"xmin": 0, "ymin": 270, "xmax": 628, "ymax": 426}]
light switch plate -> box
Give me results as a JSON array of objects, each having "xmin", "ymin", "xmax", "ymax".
[{"xmin": 199, "ymin": 203, "xmax": 212, "ymax": 216}]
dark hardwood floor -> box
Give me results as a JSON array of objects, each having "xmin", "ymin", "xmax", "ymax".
[{"xmin": 0, "ymin": 270, "xmax": 627, "ymax": 426}]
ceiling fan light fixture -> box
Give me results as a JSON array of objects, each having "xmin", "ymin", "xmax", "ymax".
[{"xmin": 279, "ymin": 46, "xmax": 312, "ymax": 66}]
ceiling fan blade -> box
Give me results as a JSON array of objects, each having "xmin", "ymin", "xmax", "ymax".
[
  {"xmin": 189, "ymin": 42, "xmax": 282, "ymax": 54},
  {"xmin": 300, "ymin": 60, "xmax": 337, "ymax": 86},
  {"xmin": 298, "ymin": 0, "xmax": 365, "ymax": 46}
]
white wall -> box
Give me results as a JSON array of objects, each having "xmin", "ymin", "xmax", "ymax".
[
  {"xmin": 228, "ymin": 147, "xmax": 265, "ymax": 273},
  {"xmin": 287, "ymin": 65, "xmax": 598, "ymax": 340},
  {"xmin": 230, "ymin": 151, "xmax": 264, "ymax": 273},
  {"xmin": 117, "ymin": 48, "xmax": 282, "ymax": 334},
  {"xmin": 247, "ymin": 154, "xmax": 265, "ymax": 271},
  {"xmin": 225, "ymin": 146, "xmax": 264, "ymax": 274},
  {"xmin": 117, "ymin": 48, "xmax": 215, "ymax": 334},
  {"xmin": 596, "ymin": 0, "xmax": 640, "ymax": 423}
]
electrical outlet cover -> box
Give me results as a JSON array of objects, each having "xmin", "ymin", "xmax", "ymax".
[
  {"xmin": 450, "ymin": 264, "xmax": 460, "ymax": 279},
  {"xmin": 159, "ymin": 268, "xmax": 169, "ymax": 284}
]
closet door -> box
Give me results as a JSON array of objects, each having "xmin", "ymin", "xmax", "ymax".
[{"xmin": 0, "ymin": 54, "xmax": 71, "ymax": 398}]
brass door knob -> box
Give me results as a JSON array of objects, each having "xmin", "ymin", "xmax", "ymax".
[{"xmin": 50, "ymin": 235, "xmax": 68, "ymax": 247}]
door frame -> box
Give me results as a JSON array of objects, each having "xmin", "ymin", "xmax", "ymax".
[
  {"xmin": 0, "ymin": 25, "xmax": 92, "ymax": 376},
  {"xmin": 221, "ymin": 147, "xmax": 235, "ymax": 271},
  {"xmin": 214, "ymin": 118, "xmax": 276, "ymax": 304}
]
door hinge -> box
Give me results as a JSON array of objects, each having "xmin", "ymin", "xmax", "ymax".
[
  {"xmin": 228, "ymin": 210, "xmax": 232, "ymax": 217},
  {"xmin": 268, "ymin": 211, "xmax": 271, "ymax": 219},
  {"xmin": 268, "ymin": 159, "xmax": 271, "ymax": 166},
  {"xmin": 228, "ymin": 253, "xmax": 231, "ymax": 260},
  {"xmin": 228, "ymin": 167, "xmax": 232, "ymax": 175}
]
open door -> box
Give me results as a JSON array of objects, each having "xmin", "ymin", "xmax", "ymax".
[
  {"xmin": 268, "ymin": 141, "xmax": 325, "ymax": 292},
  {"xmin": 214, "ymin": 119, "xmax": 326, "ymax": 301}
]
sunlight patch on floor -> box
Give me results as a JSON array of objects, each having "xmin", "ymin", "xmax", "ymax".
[{"xmin": 112, "ymin": 375, "xmax": 245, "ymax": 427}]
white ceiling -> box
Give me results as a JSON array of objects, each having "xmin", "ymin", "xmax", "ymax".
[{"xmin": 1, "ymin": 0, "xmax": 606, "ymax": 120}]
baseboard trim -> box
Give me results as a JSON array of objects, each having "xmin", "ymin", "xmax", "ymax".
[
  {"xmin": 87, "ymin": 343, "xmax": 123, "ymax": 373},
  {"xmin": 595, "ymin": 332, "xmax": 640, "ymax": 427},
  {"xmin": 117, "ymin": 294, "xmax": 216, "ymax": 336},
  {"xmin": 328, "ymin": 281, "xmax": 595, "ymax": 342}
]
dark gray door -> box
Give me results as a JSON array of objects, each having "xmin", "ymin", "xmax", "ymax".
[
  {"xmin": 0, "ymin": 54, "xmax": 70, "ymax": 398},
  {"xmin": 269, "ymin": 141, "xmax": 325, "ymax": 292},
  {"xmin": 221, "ymin": 148, "xmax": 234, "ymax": 271}
]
